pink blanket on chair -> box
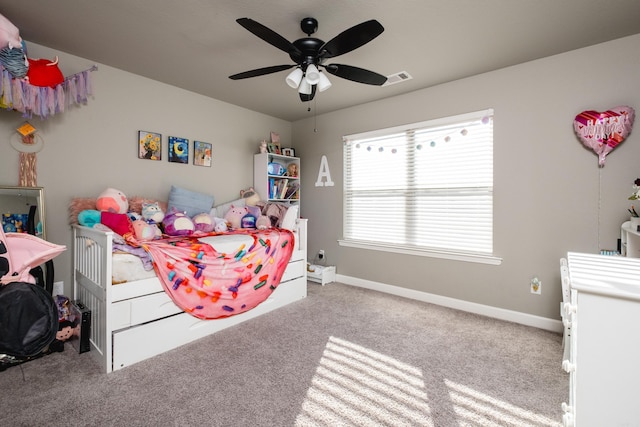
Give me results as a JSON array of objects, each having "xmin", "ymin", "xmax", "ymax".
[{"xmin": 137, "ymin": 228, "xmax": 295, "ymax": 319}]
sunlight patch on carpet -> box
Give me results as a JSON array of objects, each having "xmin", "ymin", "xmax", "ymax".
[
  {"xmin": 445, "ymin": 379, "xmax": 562, "ymax": 427},
  {"xmin": 295, "ymin": 336, "xmax": 433, "ymax": 426},
  {"xmin": 295, "ymin": 336, "xmax": 561, "ymax": 426}
]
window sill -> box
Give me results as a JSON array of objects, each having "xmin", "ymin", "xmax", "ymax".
[{"xmin": 338, "ymin": 239, "xmax": 502, "ymax": 265}]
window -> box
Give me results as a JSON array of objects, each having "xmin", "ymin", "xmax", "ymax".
[{"xmin": 341, "ymin": 109, "xmax": 499, "ymax": 264}]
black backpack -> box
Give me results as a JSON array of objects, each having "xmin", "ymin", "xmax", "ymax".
[
  {"xmin": 0, "ymin": 225, "xmax": 65, "ymax": 369},
  {"xmin": 0, "ymin": 281, "xmax": 58, "ymax": 358}
]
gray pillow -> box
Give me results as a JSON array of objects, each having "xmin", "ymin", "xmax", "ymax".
[{"xmin": 167, "ymin": 185, "xmax": 214, "ymax": 217}]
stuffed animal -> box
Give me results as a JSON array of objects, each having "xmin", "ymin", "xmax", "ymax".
[
  {"xmin": 241, "ymin": 214, "xmax": 256, "ymax": 228},
  {"xmin": 96, "ymin": 188, "xmax": 128, "ymax": 214},
  {"xmin": 139, "ymin": 201, "xmax": 164, "ymax": 238},
  {"xmin": 213, "ymin": 217, "xmax": 228, "ymax": 233},
  {"xmin": 162, "ymin": 209, "xmax": 195, "ymax": 236},
  {"xmin": 141, "ymin": 201, "xmax": 165, "ymax": 224},
  {"xmin": 0, "ymin": 13, "xmax": 22, "ymax": 50},
  {"xmin": 240, "ymin": 189, "xmax": 270, "ymax": 228},
  {"xmin": 56, "ymin": 319, "xmax": 79, "ymax": 342},
  {"xmin": 240, "ymin": 187, "xmax": 261, "ymax": 206},
  {"xmin": 256, "ymin": 215, "xmax": 271, "ymax": 230},
  {"xmin": 128, "ymin": 212, "xmax": 142, "ymax": 222},
  {"xmin": 192, "ymin": 212, "xmax": 214, "ymax": 233},
  {"xmin": 259, "ymin": 140, "xmax": 268, "ymax": 153},
  {"xmin": 78, "ymin": 210, "xmax": 101, "ymax": 228},
  {"xmin": 26, "ymin": 57, "xmax": 64, "ymax": 88},
  {"xmin": 224, "ymin": 205, "xmax": 249, "ymax": 230},
  {"xmin": 132, "ymin": 219, "xmax": 156, "ymax": 241}
]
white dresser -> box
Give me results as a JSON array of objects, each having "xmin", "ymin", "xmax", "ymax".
[{"xmin": 562, "ymin": 252, "xmax": 640, "ymax": 426}]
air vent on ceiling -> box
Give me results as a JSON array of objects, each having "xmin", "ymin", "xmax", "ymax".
[{"xmin": 383, "ymin": 71, "xmax": 412, "ymax": 86}]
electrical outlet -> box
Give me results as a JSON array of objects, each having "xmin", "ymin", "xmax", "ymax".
[
  {"xmin": 318, "ymin": 250, "xmax": 325, "ymax": 260},
  {"xmin": 530, "ymin": 277, "xmax": 541, "ymax": 294}
]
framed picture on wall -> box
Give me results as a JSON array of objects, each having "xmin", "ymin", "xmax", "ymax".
[
  {"xmin": 282, "ymin": 148, "xmax": 295, "ymax": 157},
  {"xmin": 168, "ymin": 136, "xmax": 189, "ymax": 164},
  {"xmin": 138, "ymin": 130, "xmax": 162, "ymax": 160},
  {"xmin": 193, "ymin": 141, "xmax": 212, "ymax": 167}
]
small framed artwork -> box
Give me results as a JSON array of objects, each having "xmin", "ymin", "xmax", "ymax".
[
  {"xmin": 138, "ymin": 130, "xmax": 162, "ymax": 160},
  {"xmin": 268, "ymin": 141, "xmax": 281, "ymax": 154},
  {"xmin": 193, "ymin": 141, "xmax": 212, "ymax": 167},
  {"xmin": 282, "ymin": 148, "xmax": 295, "ymax": 157},
  {"xmin": 168, "ymin": 136, "xmax": 189, "ymax": 164}
]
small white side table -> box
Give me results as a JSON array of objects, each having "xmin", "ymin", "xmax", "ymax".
[{"xmin": 307, "ymin": 265, "xmax": 336, "ymax": 285}]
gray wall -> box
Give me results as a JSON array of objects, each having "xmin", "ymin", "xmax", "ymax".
[
  {"xmin": 0, "ymin": 43, "xmax": 292, "ymax": 295},
  {"xmin": 2, "ymin": 35, "xmax": 638, "ymax": 322},
  {"xmin": 293, "ymin": 33, "xmax": 640, "ymax": 320}
]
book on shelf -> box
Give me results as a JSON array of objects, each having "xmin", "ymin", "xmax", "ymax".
[
  {"xmin": 266, "ymin": 178, "xmax": 300, "ymax": 201},
  {"xmin": 279, "ymin": 179, "xmax": 289, "ymax": 199},
  {"xmin": 284, "ymin": 182, "xmax": 300, "ymax": 199},
  {"xmin": 268, "ymin": 177, "xmax": 276, "ymax": 199}
]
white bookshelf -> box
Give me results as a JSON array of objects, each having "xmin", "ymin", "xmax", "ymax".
[{"xmin": 253, "ymin": 152, "xmax": 300, "ymax": 206}]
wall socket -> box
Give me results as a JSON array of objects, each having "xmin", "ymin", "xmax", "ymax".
[
  {"xmin": 318, "ymin": 250, "xmax": 325, "ymax": 260},
  {"xmin": 530, "ymin": 277, "xmax": 541, "ymax": 295}
]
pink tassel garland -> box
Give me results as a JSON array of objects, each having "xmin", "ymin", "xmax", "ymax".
[{"xmin": 0, "ymin": 62, "xmax": 96, "ymax": 118}]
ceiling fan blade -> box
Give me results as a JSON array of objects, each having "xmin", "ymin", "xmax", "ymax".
[
  {"xmin": 236, "ymin": 18, "xmax": 301, "ymax": 56},
  {"xmin": 229, "ymin": 64, "xmax": 295, "ymax": 80},
  {"xmin": 324, "ymin": 64, "xmax": 387, "ymax": 86},
  {"xmin": 320, "ymin": 20, "xmax": 384, "ymax": 59}
]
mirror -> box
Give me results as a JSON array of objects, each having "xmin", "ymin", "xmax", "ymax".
[{"xmin": 0, "ymin": 186, "xmax": 46, "ymax": 240}]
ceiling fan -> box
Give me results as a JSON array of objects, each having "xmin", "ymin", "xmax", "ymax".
[{"xmin": 229, "ymin": 17, "xmax": 387, "ymax": 102}]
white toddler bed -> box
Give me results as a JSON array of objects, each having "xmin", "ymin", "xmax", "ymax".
[{"xmin": 73, "ymin": 219, "xmax": 307, "ymax": 373}]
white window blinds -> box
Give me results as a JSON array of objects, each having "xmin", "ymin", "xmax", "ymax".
[{"xmin": 343, "ymin": 109, "xmax": 494, "ymax": 256}]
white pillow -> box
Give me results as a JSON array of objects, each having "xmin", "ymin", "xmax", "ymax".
[{"xmin": 280, "ymin": 205, "xmax": 299, "ymax": 231}]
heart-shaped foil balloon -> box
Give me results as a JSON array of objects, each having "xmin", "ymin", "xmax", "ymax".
[{"xmin": 574, "ymin": 106, "xmax": 635, "ymax": 166}]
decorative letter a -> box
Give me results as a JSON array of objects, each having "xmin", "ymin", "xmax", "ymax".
[{"xmin": 315, "ymin": 155, "xmax": 334, "ymax": 187}]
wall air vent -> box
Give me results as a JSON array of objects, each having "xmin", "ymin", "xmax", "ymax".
[{"xmin": 383, "ymin": 71, "xmax": 413, "ymax": 86}]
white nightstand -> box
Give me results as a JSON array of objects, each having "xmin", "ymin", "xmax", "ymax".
[{"xmin": 307, "ymin": 265, "xmax": 336, "ymax": 285}]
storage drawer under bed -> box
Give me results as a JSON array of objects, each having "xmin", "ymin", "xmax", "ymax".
[
  {"xmin": 111, "ymin": 274, "xmax": 307, "ymax": 371},
  {"xmin": 111, "ymin": 259, "xmax": 305, "ymax": 330}
]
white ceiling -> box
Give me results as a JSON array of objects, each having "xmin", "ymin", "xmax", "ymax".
[{"xmin": 4, "ymin": 1, "xmax": 640, "ymax": 122}]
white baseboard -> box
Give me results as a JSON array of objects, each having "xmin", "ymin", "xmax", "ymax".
[{"xmin": 336, "ymin": 274, "xmax": 563, "ymax": 334}]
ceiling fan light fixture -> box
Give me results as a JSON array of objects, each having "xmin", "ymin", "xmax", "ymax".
[
  {"xmin": 232, "ymin": 17, "xmax": 386, "ymax": 102},
  {"xmin": 317, "ymin": 71, "xmax": 332, "ymax": 92},
  {"xmin": 286, "ymin": 67, "xmax": 303, "ymax": 88},
  {"xmin": 298, "ymin": 79, "xmax": 313, "ymax": 95},
  {"xmin": 305, "ymin": 64, "xmax": 320, "ymax": 85}
]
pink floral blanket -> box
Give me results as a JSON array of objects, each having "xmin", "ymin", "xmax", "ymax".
[{"xmin": 132, "ymin": 229, "xmax": 295, "ymax": 319}]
